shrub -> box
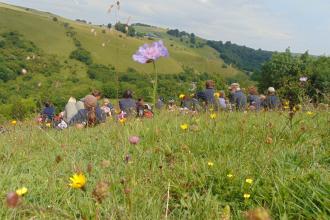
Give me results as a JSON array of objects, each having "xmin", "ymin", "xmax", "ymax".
[
  {"xmin": 87, "ymin": 64, "xmax": 115, "ymax": 82},
  {"xmin": 70, "ymin": 48, "xmax": 93, "ymax": 65},
  {"xmin": 102, "ymin": 82, "xmax": 118, "ymax": 99}
]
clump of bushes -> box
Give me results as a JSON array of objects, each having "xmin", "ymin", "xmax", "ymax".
[{"xmin": 70, "ymin": 48, "xmax": 93, "ymax": 65}]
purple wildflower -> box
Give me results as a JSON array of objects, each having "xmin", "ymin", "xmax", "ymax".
[
  {"xmin": 133, "ymin": 40, "xmax": 169, "ymax": 64},
  {"xmin": 129, "ymin": 136, "xmax": 140, "ymax": 145}
]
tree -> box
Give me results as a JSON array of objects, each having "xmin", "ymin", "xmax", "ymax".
[
  {"xmin": 256, "ymin": 49, "xmax": 330, "ymax": 103},
  {"xmin": 190, "ymin": 33, "xmax": 196, "ymax": 44},
  {"xmin": 114, "ymin": 22, "xmax": 136, "ymax": 36}
]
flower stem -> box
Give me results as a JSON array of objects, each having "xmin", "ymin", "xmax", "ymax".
[{"xmin": 152, "ymin": 61, "xmax": 158, "ymax": 110}]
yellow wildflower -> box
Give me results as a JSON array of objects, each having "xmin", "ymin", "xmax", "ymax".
[
  {"xmin": 306, "ymin": 111, "xmax": 315, "ymax": 116},
  {"xmin": 179, "ymin": 94, "xmax": 185, "ymax": 99},
  {"xmin": 16, "ymin": 187, "xmax": 28, "ymax": 196},
  {"xmin": 227, "ymin": 174, "xmax": 234, "ymax": 178},
  {"xmin": 11, "ymin": 120, "xmax": 17, "ymax": 125},
  {"xmin": 46, "ymin": 123, "xmax": 51, "ymax": 128},
  {"xmin": 243, "ymin": 193, "xmax": 251, "ymax": 199},
  {"xmin": 210, "ymin": 113, "xmax": 217, "ymax": 119},
  {"xmin": 119, "ymin": 118, "xmax": 127, "ymax": 124},
  {"xmin": 208, "ymin": 162, "xmax": 214, "ymax": 167},
  {"xmin": 180, "ymin": 124, "xmax": 188, "ymax": 130},
  {"xmin": 246, "ymin": 178, "xmax": 253, "ymax": 184},
  {"xmin": 69, "ymin": 173, "xmax": 87, "ymax": 189}
]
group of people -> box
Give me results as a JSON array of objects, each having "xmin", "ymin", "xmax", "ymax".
[
  {"xmin": 39, "ymin": 80, "xmax": 282, "ymax": 129},
  {"xmin": 178, "ymin": 81, "xmax": 281, "ymax": 112}
]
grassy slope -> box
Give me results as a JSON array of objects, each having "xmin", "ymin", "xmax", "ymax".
[
  {"xmin": 0, "ymin": 4, "xmax": 75, "ymax": 57},
  {"xmin": 0, "ymin": 2, "xmax": 245, "ymax": 78},
  {"xmin": 0, "ymin": 112, "xmax": 329, "ymax": 219}
]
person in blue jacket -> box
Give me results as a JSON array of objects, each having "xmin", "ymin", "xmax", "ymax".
[
  {"xmin": 119, "ymin": 90, "xmax": 137, "ymax": 115},
  {"xmin": 230, "ymin": 83, "xmax": 247, "ymax": 111},
  {"xmin": 265, "ymin": 87, "xmax": 281, "ymax": 110},
  {"xmin": 42, "ymin": 101, "xmax": 55, "ymax": 121},
  {"xmin": 247, "ymin": 86, "xmax": 261, "ymax": 111}
]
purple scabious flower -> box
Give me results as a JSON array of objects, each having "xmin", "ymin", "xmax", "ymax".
[
  {"xmin": 133, "ymin": 40, "xmax": 169, "ymax": 64},
  {"xmin": 129, "ymin": 136, "xmax": 140, "ymax": 145}
]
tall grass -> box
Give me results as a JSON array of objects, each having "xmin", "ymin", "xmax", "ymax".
[{"xmin": 0, "ymin": 111, "xmax": 329, "ymax": 219}]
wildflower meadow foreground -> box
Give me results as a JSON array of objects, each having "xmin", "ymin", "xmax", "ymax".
[{"xmin": 0, "ymin": 111, "xmax": 329, "ymax": 219}]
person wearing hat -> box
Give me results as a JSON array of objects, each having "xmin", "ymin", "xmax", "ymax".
[
  {"xmin": 229, "ymin": 83, "xmax": 247, "ymax": 111},
  {"xmin": 68, "ymin": 95, "xmax": 106, "ymax": 127},
  {"xmin": 265, "ymin": 87, "xmax": 281, "ymax": 110}
]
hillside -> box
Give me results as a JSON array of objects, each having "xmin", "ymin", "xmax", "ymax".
[
  {"xmin": 0, "ymin": 2, "xmax": 246, "ymax": 77},
  {"xmin": 207, "ymin": 40, "xmax": 273, "ymax": 72}
]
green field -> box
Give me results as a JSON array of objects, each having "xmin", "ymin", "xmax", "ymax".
[
  {"xmin": 0, "ymin": 111, "xmax": 329, "ymax": 219},
  {"xmin": 0, "ymin": 2, "xmax": 244, "ymax": 78}
]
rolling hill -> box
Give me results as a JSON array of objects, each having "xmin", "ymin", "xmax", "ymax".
[{"xmin": 0, "ymin": 2, "xmax": 245, "ymax": 77}]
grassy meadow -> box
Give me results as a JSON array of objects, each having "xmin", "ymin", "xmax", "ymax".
[{"xmin": 0, "ymin": 111, "xmax": 329, "ymax": 219}]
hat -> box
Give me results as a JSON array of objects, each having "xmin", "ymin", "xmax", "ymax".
[
  {"xmin": 231, "ymin": 83, "xmax": 240, "ymax": 87},
  {"xmin": 84, "ymin": 95, "xmax": 97, "ymax": 109},
  {"xmin": 268, "ymin": 87, "xmax": 276, "ymax": 93}
]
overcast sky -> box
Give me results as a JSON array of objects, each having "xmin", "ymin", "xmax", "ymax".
[{"xmin": 2, "ymin": 0, "xmax": 330, "ymax": 55}]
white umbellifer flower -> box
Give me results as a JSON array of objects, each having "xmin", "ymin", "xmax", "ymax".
[{"xmin": 300, "ymin": 76, "xmax": 308, "ymax": 82}]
